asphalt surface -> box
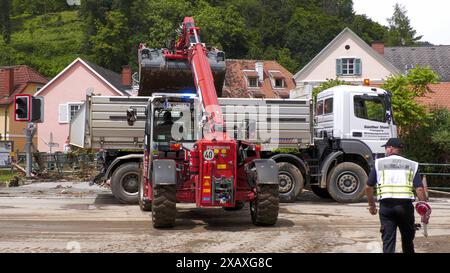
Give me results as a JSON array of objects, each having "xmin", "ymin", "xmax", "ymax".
[{"xmin": 0, "ymin": 182, "xmax": 449, "ymax": 253}]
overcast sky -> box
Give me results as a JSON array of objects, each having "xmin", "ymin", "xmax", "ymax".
[{"xmin": 353, "ymin": 0, "xmax": 450, "ymax": 45}]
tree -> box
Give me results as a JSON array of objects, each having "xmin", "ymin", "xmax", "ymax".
[
  {"xmin": 382, "ymin": 66, "xmax": 438, "ymax": 132},
  {"xmin": 0, "ymin": 0, "xmax": 11, "ymax": 44},
  {"xmin": 385, "ymin": 3, "xmax": 422, "ymax": 46},
  {"xmin": 402, "ymin": 107, "xmax": 450, "ymax": 164},
  {"xmin": 90, "ymin": 11, "xmax": 130, "ymax": 72}
]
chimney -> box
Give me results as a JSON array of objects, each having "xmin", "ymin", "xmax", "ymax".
[
  {"xmin": 2, "ymin": 67, "xmax": 15, "ymax": 96},
  {"xmin": 121, "ymin": 66, "xmax": 132, "ymax": 86},
  {"xmin": 371, "ymin": 41, "xmax": 385, "ymax": 55},
  {"xmin": 255, "ymin": 62, "xmax": 264, "ymax": 81}
]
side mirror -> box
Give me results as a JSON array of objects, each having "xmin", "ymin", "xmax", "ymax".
[{"xmin": 127, "ymin": 107, "xmax": 137, "ymax": 126}]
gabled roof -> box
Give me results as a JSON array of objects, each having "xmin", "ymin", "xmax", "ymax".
[
  {"xmin": 384, "ymin": 46, "xmax": 450, "ymax": 82},
  {"xmin": 0, "ymin": 65, "xmax": 49, "ymax": 104},
  {"xmin": 294, "ymin": 27, "xmax": 401, "ymax": 80},
  {"xmin": 35, "ymin": 58, "xmax": 129, "ymax": 97},
  {"xmin": 223, "ymin": 59, "xmax": 295, "ymax": 99}
]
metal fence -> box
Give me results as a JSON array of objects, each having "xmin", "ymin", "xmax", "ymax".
[
  {"xmin": 16, "ymin": 152, "xmax": 96, "ymax": 176},
  {"xmin": 419, "ymin": 163, "xmax": 450, "ymax": 192}
]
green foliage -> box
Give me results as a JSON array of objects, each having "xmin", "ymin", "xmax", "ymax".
[
  {"xmin": 0, "ymin": 0, "xmax": 12, "ymax": 44},
  {"xmin": 385, "ymin": 3, "xmax": 422, "ymax": 46},
  {"xmin": 90, "ymin": 11, "xmax": 130, "ymax": 72},
  {"xmin": 1, "ymin": 0, "xmax": 407, "ymax": 77},
  {"xmin": 382, "ymin": 66, "xmax": 438, "ymax": 131},
  {"xmin": 402, "ymin": 108, "xmax": 450, "ymax": 163},
  {"xmin": 6, "ymin": 11, "xmax": 85, "ymax": 77}
]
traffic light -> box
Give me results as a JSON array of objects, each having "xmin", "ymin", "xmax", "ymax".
[
  {"xmin": 15, "ymin": 95, "xmax": 31, "ymax": 121},
  {"xmin": 14, "ymin": 95, "xmax": 44, "ymax": 123}
]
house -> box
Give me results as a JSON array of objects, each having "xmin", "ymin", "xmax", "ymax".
[
  {"xmin": 384, "ymin": 46, "xmax": 450, "ymax": 109},
  {"xmin": 292, "ymin": 28, "xmax": 400, "ymax": 99},
  {"xmin": 0, "ymin": 65, "xmax": 48, "ymax": 151},
  {"xmin": 222, "ymin": 60, "xmax": 295, "ymax": 99},
  {"xmin": 35, "ymin": 58, "xmax": 133, "ymax": 152}
]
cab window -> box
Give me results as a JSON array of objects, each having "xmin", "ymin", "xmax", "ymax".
[
  {"xmin": 316, "ymin": 100, "xmax": 324, "ymax": 115},
  {"xmin": 324, "ymin": 98, "xmax": 333, "ymax": 114},
  {"xmin": 354, "ymin": 96, "xmax": 386, "ymax": 122}
]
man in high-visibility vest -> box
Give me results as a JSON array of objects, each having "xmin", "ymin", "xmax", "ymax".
[{"xmin": 366, "ymin": 138, "xmax": 427, "ymax": 253}]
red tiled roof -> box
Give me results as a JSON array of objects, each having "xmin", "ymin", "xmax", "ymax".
[
  {"xmin": 417, "ymin": 83, "xmax": 450, "ymax": 109},
  {"xmin": 222, "ymin": 60, "xmax": 295, "ymax": 99},
  {"xmin": 0, "ymin": 65, "xmax": 48, "ymax": 104},
  {"xmin": 268, "ymin": 70, "xmax": 284, "ymax": 79}
]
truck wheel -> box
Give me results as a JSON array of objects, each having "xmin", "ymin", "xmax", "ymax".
[
  {"xmin": 250, "ymin": 184, "xmax": 279, "ymax": 226},
  {"xmin": 152, "ymin": 185, "xmax": 176, "ymax": 228},
  {"xmin": 138, "ymin": 175, "xmax": 152, "ymax": 211},
  {"xmin": 327, "ymin": 162, "xmax": 367, "ymax": 203},
  {"xmin": 310, "ymin": 185, "xmax": 332, "ymax": 199},
  {"xmin": 277, "ymin": 162, "xmax": 304, "ymax": 203},
  {"xmin": 111, "ymin": 162, "xmax": 140, "ymax": 204},
  {"xmin": 223, "ymin": 201, "xmax": 245, "ymax": 211}
]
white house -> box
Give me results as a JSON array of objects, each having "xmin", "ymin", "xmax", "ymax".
[{"xmin": 291, "ymin": 28, "xmax": 400, "ymax": 99}]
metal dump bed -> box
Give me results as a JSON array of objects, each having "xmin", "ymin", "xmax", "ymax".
[{"xmin": 70, "ymin": 96, "xmax": 312, "ymax": 151}]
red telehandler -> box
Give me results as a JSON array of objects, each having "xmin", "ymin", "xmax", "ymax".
[{"xmin": 132, "ymin": 17, "xmax": 279, "ymax": 228}]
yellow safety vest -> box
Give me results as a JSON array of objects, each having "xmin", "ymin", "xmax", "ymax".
[{"xmin": 375, "ymin": 155, "xmax": 418, "ymax": 200}]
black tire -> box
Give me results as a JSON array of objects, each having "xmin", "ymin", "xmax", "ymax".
[
  {"xmin": 152, "ymin": 185, "xmax": 177, "ymax": 228},
  {"xmin": 277, "ymin": 162, "xmax": 304, "ymax": 203},
  {"xmin": 251, "ymin": 184, "xmax": 279, "ymax": 226},
  {"xmin": 310, "ymin": 185, "xmax": 332, "ymax": 199},
  {"xmin": 327, "ymin": 162, "xmax": 367, "ymax": 203},
  {"xmin": 223, "ymin": 201, "xmax": 245, "ymax": 211},
  {"xmin": 138, "ymin": 174, "xmax": 152, "ymax": 211},
  {"xmin": 111, "ymin": 162, "xmax": 140, "ymax": 204}
]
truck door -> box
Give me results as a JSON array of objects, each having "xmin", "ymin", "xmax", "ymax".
[{"xmin": 349, "ymin": 93, "xmax": 395, "ymax": 156}]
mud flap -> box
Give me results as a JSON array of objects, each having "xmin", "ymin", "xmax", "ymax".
[
  {"xmin": 152, "ymin": 160, "xmax": 177, "ymax": 186},
  {"xmin": 253, "ymin": 159, "xmax": 279, "ymax": 185}
]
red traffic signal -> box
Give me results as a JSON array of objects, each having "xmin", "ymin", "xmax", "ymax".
[
  {"xmin": 14, "ymin": 95, "xmax": 44, "ymax": 123},
  {"xmin": 14, "ymin": 94, "xmax": 31, "ymax": 121}
]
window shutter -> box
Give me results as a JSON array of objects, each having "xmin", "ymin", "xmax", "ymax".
[
  {"xmin": 336, "ymin": 59, "xmax": 342, "ymax": 76},
  {"xmin": 355, "ymin": 59, "xmax": 362, "ymax": 75},
  {"xmin": 59, "ymin": 104, "xmax": 69, "ymax": 123}
]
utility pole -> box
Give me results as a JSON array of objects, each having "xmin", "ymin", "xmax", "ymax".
[{"xmin": 24, "ymin": 123, "xmax": 36, "ymax": 178}]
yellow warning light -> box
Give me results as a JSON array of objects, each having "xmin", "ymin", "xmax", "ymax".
[
  {"xmin": 204, "ymin": 182, "xmax": 210, "ymax": 187},
  {"xmin": 221, "ymin": 149, "xmax": 227, "ymax": 154},
  {"xmin": 214, "ymin": 149, "xmax": 219, "ymax": 154},
  {"xmin": 363, "ymin": 79, "xmax": 370, "ymax": 86},
  {"xmin": 203, "ymin": 189, "xmax": 211, "ymax": 193},
  {"xmin": 217, "ymin": 164, "xmax": 227, "ymax": 170}
]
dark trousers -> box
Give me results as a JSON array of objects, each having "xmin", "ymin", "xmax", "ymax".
[{"xmin": 379, "ymin": 199, "xmax": 416, "ymax": 253}]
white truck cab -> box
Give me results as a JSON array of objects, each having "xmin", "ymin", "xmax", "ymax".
[{"xmin": 315, "ymin": 85, "xmax": 397, "ymax": 156}]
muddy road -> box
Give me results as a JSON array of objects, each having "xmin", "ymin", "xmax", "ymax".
[{"xmin": 0, "ymin": 182, "xmax": 449, "ymax": 253}]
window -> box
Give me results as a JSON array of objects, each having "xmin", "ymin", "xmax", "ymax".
[
  {"xmin": 317, "ymin": 98, "xmax": 333, "ymax": 115},
  {"xmin": 316, "ymin": 100, "xmax": 324, "ymax": 115},
  {"xmin": 69, "ymin": 104, "xmax": 81, "ymax": 121},
  {"xmin": 59, "ymin": 102, "xmax": 82, "ymax": 123},
  {"xmin": 354, "ymin": 96, "xmax": 385, "ymax": 122},
  {"xmin": 336, "ymin": 58, "xmax": 361, "ymax": 76},
  {"xmin": 274, "ymin": 78, "xmax": 285, "ymax": 88},
  {"xmin": 324, "ymin": 98, "xmax": 333, "ymax": 114},
  {"xmin": 248, "ymin": 77, "xmax": 258, "ymax": 88}
]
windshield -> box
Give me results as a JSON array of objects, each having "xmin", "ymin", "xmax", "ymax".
[{"xmin": 152, "ymin": 108, "xmax": 195, "ymax": 142}]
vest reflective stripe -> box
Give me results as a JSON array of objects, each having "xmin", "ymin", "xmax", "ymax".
[{"xmin": 374, "ymin": 155, "xmax": 418, "ymax": 200}]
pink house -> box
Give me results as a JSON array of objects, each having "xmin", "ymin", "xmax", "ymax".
[{"xmin": 35, "ymin": 58, "xmax": 132, "ymax": 152}]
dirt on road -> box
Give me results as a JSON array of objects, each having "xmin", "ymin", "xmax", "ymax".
[{"xmin": 0, "ymin": 182, "xmax": 449, "ymax": 253}]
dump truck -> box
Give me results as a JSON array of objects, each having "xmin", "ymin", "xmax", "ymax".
[
  {"xmin": 70, "ymin": 86, "xmax": 398, "ymax": 205},
  {"xmin": 70, "ymin": 18, "xmax": 398, "ymax": 212}
]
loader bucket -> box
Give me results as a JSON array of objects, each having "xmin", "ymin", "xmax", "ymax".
[{"xmin": 138, "ymin": 48, "xmax": 226, "ymax": 97}]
